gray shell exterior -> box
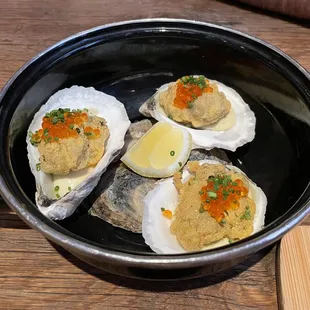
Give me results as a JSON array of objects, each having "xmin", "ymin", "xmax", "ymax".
[{"xmin": 89, "ymin": 119, "xmax": 231, "ymax": 233}]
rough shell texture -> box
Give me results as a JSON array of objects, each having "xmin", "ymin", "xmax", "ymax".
[
  {"xmin": 89, "ymin": 120, "xmax": 155, "ymax": 233},
  {"xmin": 142, "ymin": 159, "xmax": 267, "ymax": 254},
  {"xmin": 27, "ymin": 86, "xmax": 130, "ymax": 220},
  {"xmin": 89, "ymin": 120, "xmax": 231, "ymax": 233},
  {"xmin": 139, "ymin": 79, "xmax": 256, "ymax": 151}
]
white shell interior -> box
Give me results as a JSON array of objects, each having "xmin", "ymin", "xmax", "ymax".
[
  {"xmin": 139, "ymin": 79, "xmax": 256, "ymax": 151},
  {"xmin": 27, "ymin": 85, "xmax": 130, "ymax": 220},
  {"xmin": 142, "ymin": 159, "xmax": 267, "ymax": 254}
]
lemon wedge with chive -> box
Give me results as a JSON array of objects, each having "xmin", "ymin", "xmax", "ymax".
[{"xmin": 121, "ymin": 122, "xmax": 192, "ymax": 178}]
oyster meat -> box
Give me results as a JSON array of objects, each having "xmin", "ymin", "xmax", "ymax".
[
  {"xmin": 139, "ymin": 76, "xmax": 256, "ymax": 151},
  {"xmin": 142, "ymin": 159, "xmax": 267, "ymax": 254},
  {"xmin": 27, "ymin": 85, "xmax": 130, "ymax": 220}
]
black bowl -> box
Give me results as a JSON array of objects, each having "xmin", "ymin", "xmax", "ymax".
[{"xmin": 1, "ymin": 19, "xmax": 310, "ymax": 280}]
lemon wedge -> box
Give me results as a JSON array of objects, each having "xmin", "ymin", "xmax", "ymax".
[{"xmin": 121, "ymin": 122, "xmax": 192, "ymax": 178}]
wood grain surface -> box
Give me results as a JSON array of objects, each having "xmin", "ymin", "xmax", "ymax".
[
  {"xmin": 0, "ymin": 0, "xmax": 310, "ymax": 309},
  {"xmin": 279, "ymin": 226, "xmax": 310, "ymax": 310}
]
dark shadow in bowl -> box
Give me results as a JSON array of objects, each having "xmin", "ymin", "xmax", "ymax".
[{"xmin": 49, "ymin": 240, "xmax": 275, "ymax": 288}]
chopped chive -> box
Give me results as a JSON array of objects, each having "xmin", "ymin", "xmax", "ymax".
[
  {"xmin": 170, "ymin": 151, "xmax": 175, "ymax": 156},
  {"xmin": 223, "ymin": 189, "xmax": 229, "ymax": 196},
  {"xmin": 240, "ymin": 208, "xmax": 251, "ymax": 220},
  {"xmin": 43, "ymin": 128, "xmax": 49, "ymax": 136},
  {"xmin": 222, "ymin": 177, "xmax": 231, "ymax": 187},
  {"xmin": 54, "ymin": 186, "xmax": 59, "ymax": 192},
  {"xmin": 161, "ymin": 207, "xmax": 165, "ymax": 212},
  {"xmin": 56, "ymin": 193, "xmax": 60, "ymax": 199},
  {"xmin": 54, "ymin": 137, "xmax": 59, "ymax": 141},
  {"xmin": 199, "ymin": 207, "xmax": 205, "ymax": 213},
  {"xmin": 232, "ymin": 181, "xmax": 238, "ymax": 186},
  {"xmin": 36, "ymin": 163, "xmax": 41, "ymax": 171},
  {"xmin": 220, "ymin": 219, "xmax": 226, "ymax": 225},
  {"xmin": 199, "ymin": 190, "xmax": 204, "ymax": 195},
  {"xmin": 188, "ymin": 102, "xmax": 193, "ymax": 108},
  {"xmin": 68, "ymin": 186, "xmax": 72, "ymax": 191},
  {"xmin": 207, "ymin": 191, "xmax": 217, "ymax": 199},
  {"xmin": 84, "ymin": 132, "xmax": 93, "ymax": 136},
  {"xmin": 76, "ymin": 128, "xmax": 81, "ymax": 134},
  {"xmin": 69, "ymin": 124, "xmax": 74, "ymax": 129},
  {"xmin": 228, "ymin": 238, "xmax": 233, "ymax": 244},
  {"xmin": 84, "ymin": 108, "xmax": 89, "ymax": 112},
  {"xmin": 206, "ymin": 199, "xmax": 210, "ymax": 203},
  {"xmin": 228, "ymin": 188, "xmax": 235, "ymax": 193},
  {"xmin": 214, "ymin": 183, "xmax": 219, "ymax": 191},
  {"xmin": 178, "ymin": 162, "xmax": 182, "ymax": 167},
  {"xmin": 168, "ymin": 114, "xmax": 173, "ymax": 120}
]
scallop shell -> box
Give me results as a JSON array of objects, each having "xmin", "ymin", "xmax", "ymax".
[
  {"xmin": 139, "ymin": 78, "xmax": 256, "ymax": 151},
  {"xmin": 142, "ymin": 159, "xmax": 267, "ymax": 254},
  {"xmin": 89, "ymin": 120, "xmax": 231, "ymax": 233},
  {"xmin": 27, "ymin": 85, "xmax": 130, "ymax": 220}
]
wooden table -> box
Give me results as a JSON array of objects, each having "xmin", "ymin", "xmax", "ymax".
[{"xmin": 1, "ymin": 1, "xmax": 309, "ymax": 309}]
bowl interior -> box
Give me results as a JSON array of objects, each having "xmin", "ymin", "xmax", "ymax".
[{"xmin": 1, "ymin": 21, "xmax": 310, "ymax": 255}]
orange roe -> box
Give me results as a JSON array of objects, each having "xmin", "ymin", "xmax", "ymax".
[
  {"xmin": 173, "ymin": 76, "xmax": 213, "ymax": 109},
  {"xmin": 84, "ymin": 126, "xmax": 101, "ymax": 139},
  {"xmin": 199, "ymin": 177, "xmax": 248, "ymax": 223},
  {"xmin": 30, "ymin": 108, "xmax": 101, "ymax": 145},
  {"xmin": 162, "ymin": 209, "xmax": 173, "ymax": 219}
]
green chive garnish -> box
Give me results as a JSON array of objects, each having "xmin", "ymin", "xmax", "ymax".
[
  {"xmin": 223, "ymin": 189, "xmax": 229, "ymax": 196},
  {"xmin": 56, "ymin": 193, "xmax": 60, "ymax": 199},
  {"xmin": 161, "ymin": 207, "xmax": 165, "ymax": 212},
  {"xmin": 240, "ymin": 207, "xmax": 251, "ymax": 220},
  {"xmin": 68, "ymin": 186, "xmax": 72, "ymax": 191},
  {"xmin": 170, "ymin": 151, "xmax": 175, "ymax": 156},
  {"xmin": 207, "ymin": 191, "xmax": 217, "ymax": 199},
  {"xmin": 199, "ymin": 207, "xmax": 205, "ymax": 213},
  {"xmin": 36, "ymin": 163, "xmax": 41, "ymax": 171},
  {"xmin": 54, "ymin": 186, "xmax": 59, "ymax": 192},
  {"xmin": 178, "ymin": 162, "xmax": 182, "ymax": 167}
]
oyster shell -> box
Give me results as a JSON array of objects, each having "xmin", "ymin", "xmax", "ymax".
[
  {"xmin": 89, "ymin": 120, "xmax": 231, "ymax": 233},
  {"xmin": 27, "ymin": 85, "xmax": 130, "ymax": 220},
  {"xmin": 139, "ymin": 78, "xmax": 256, "ymax": 151},
  {"xmin": 142, "ymin": 159, "xmax": 267, "ymax": 254}
]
